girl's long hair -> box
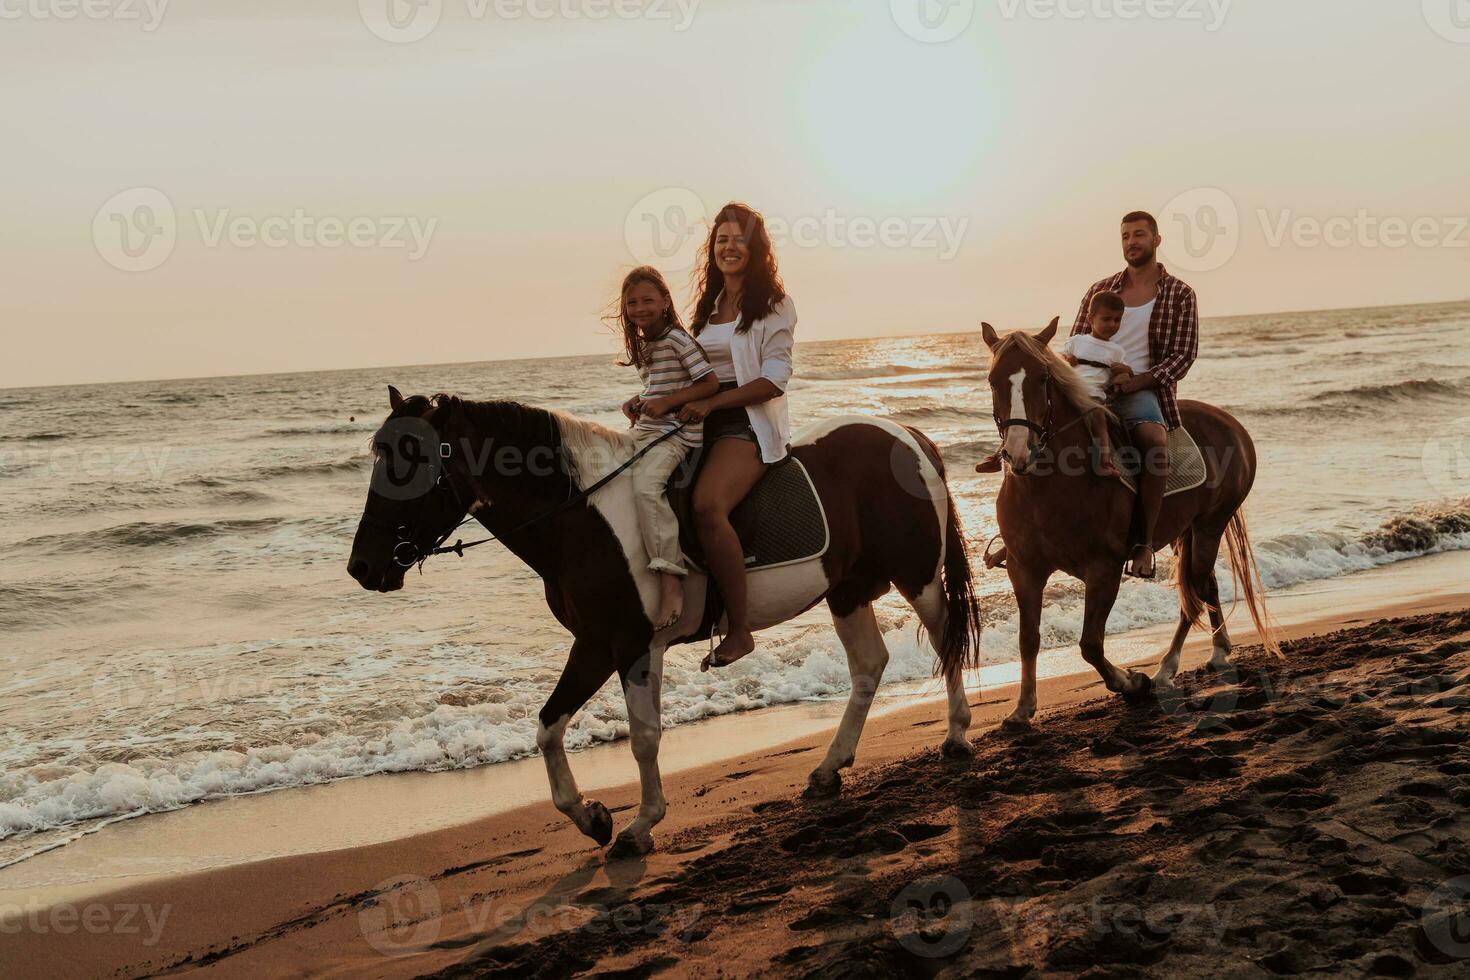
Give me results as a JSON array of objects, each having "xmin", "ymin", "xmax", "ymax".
[
  {"xmin": 689, "ymin": 202, "xmax": 786, "ymax": 336},
  {"xmin": 609, "ymin": 265, "xmax": 683, "ymax": 368}
]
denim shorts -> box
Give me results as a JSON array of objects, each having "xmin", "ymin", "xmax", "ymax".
[
  {"xmin": 1111, "ymin": 389, "xmax": 1166, "ymax": 428},
  {"xmin": 704, "ymin": 382, "xmax": 757, "ymax": 444}
]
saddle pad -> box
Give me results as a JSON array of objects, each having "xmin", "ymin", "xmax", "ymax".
[
  {"xmin": 1118, "ymin": 425, "xmax": 1208, "ymax": 498},
  {"xmin": 685, "ymin": 457, "xmax": 830, "ymax": 573}
]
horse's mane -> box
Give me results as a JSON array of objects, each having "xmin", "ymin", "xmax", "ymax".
[
  {"xmin": 429, "ymin": 395, "xmax": 634, "ymax": 490},
  {"xmin": 993, "ymin": 331, "xmax": 1111, "ymax": 420}
]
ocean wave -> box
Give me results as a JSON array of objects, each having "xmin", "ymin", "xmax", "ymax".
[
  {"xmin": 1310, "ymin": 378, "xmax": 1468, "ymax": 407},
  {"xmin": 258, "ymin": 458, "xmax": 371, "ymax": 481},
  {"xmin": 804, "ymin": 363, "xmax": 987, "ymax": 382},
  {"xmin": 2, "ymin": 499, "xmax": 1467, "ymax": 845},
  {"xmin": 0, "ymin": 432, "xmax": 71, "ymax": 443},
  {"xmin": 260, "ymin": 424, "xmax": 374, "ymax": 438},
  {"xmin": 18, "ymin": 518, "xmax": 286, "ymax": 554},
  {"xmin": 888, "ymin": 404, "xmax": 993, "ymax": 426}
]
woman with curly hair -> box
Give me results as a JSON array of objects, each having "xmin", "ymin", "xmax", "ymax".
[{"xmin": 677, "ymin": 202, "xmax": 798, "ymax": 668}]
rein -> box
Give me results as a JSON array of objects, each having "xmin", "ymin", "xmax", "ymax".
[{"xmin": 387, "ymin": 421, "xmax": 690, "ymax": 569}]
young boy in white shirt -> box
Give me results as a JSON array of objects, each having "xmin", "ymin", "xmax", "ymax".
[
  {"xmin": 1060, "ymin": 290, "xmax": 1127, "ymax": 479},
  {"xmin": 977, "ymin": 291, "xmax": 1125, "ymax": 478}
]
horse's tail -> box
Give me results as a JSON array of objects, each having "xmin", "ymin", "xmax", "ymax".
[
  {"xmin": 938, "ymin": 493, "xmax": 984, "ymax": 685},
  {"xmin": 1222, "ymin": 511, "xmax": 1281, "ymax": 657},
  {"xmin": 1173, "ymin": 528, "xmax": 1209, "ymax": 631}
]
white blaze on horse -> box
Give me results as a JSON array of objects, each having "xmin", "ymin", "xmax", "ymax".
[
  {"xmin": 348, "ymin": 388, "xmax": 982, "ymax": 856},
  {"xmin": 981, "ymin": 319, "xmax": 1278, "ymax": 728}
]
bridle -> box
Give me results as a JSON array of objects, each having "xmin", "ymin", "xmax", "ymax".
[
  {"xmin": 361, "ymin": 417, "xmax": 690, "ymax": 570},
  {"xmin": 993, "ymin": 368, "xmax": 1054, "ymax": 471}
]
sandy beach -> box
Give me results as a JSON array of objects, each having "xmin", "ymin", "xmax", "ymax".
[{"xmin": 3, "ymin": 552, "xmax": 1469, "ymax": 978}]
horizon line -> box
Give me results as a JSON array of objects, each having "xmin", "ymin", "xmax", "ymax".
[{"xmin": 6, "ymin": 295, "xmax": 1467, "ymax": 394}]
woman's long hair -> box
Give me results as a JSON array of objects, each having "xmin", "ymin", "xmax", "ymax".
[
  {"xmin": 689, "ymin": 202, "xmax": 786, "ymax": 336},
  {"xmin": 609, "ymin": 265, "xmax": 683, "ymax": 368}
]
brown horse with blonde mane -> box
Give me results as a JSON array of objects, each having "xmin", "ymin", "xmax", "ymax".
[{"xmin": 980, "ymin": 318, "xmax": 1277, "ymax": 728}]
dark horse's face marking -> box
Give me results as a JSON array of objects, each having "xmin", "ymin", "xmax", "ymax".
[
  {"xmin": 347, "ymin": 386, "xmax": 467, "ymax": 592},
  {"xmin": 982, "ymin": 317, "xmax": 1059, "ymax": 473}
]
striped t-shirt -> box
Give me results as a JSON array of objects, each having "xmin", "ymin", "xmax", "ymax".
[{"xmin": 636, "ymin": 327, "xmax": 713, "ymax": 446}]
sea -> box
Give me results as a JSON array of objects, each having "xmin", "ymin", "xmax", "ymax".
[{"xmin": 3, "ymin": 300, "xmax": 1469, "ymax": 868}]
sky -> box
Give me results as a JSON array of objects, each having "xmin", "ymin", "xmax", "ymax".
[{"xmin": 3, "ymin": 0, "xmax": 1468, "ymax": 389}]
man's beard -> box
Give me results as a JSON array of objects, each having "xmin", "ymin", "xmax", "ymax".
[{"xmin": 1126, "ymin": 246, "xmax": 1156, "ymax": 269}]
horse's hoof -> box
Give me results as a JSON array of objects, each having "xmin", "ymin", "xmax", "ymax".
[
  {"xmin": 608, "ymin": 830, "xmax": 652, "ymax": 859},
  {"xmin": 583, "ymin": 799, "xmax": 613, "ymax": 846},
  {"xmin": 1000, "ymin": 716, "xmax": 1034, "ymax": 735},
  {"xmin": 803, "ymin": 770, "xmax": 841, "ymax": 800},
  {"xmin": 1122, "ymin": 673, "xmax": 1154, "ymax": 703},
  {"xmin": 941, "ymin": 737, "xmax": 974, "ymax": 759}
]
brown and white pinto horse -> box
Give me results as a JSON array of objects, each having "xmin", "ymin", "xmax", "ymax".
[
  {"xmin": 981, "ymin": 320, "xmax": 1277, "ymax": 729},
  {"xmin": 348, "ymin": 388, "xmax": 982, "ymax": 856}
]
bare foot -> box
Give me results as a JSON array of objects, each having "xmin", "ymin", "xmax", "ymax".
[
  {"xmin": 654, "ymin": 574, "xmax": 683, "ymax": 630},
  {"xmin": 1096, "ymin": 450, "xmax": 1122, "ymax": 479},
  {"xmin": 700, "ymin": 629, "xmax": 755, "ymax": 671}
]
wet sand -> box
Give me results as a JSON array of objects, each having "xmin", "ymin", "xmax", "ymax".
[{"xmin": 3, "ymin": 555, "xmax": 1469, "ymax": 978}]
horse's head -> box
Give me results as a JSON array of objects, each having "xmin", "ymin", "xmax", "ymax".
[
  {"xmin": 347, "ymin": 386, "xmax": 469, "ymax": 592},
  {"xmin": 982, "ymin": 317, "xmax": 1060, "ymax": 474}
]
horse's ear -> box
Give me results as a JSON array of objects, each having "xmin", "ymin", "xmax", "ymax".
[
  {"xmin": 388, "ymin": 385, "xmax": 404, "ymax": 411},
  {"xmin": 1036, "ymin": 317, "xmax": 1060, "ymax": 346},
  {"xmin": 981, "ymin": 322, "xmax": 1000, "ymax": 351}
]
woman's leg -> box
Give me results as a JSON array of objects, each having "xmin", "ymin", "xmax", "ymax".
[
  {"xmin": 692, "ymin": 437, "xmax": 768, "ymax": 668},
  {"xmin": 631, "ymin": 436, "xmax": 691, "ymax": 629}
]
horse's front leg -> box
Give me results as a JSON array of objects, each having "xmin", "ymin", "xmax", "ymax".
[
  {"xmin": 806, "ymin": 603, "xmax": 889, "ymax": 798},
  {"xmin": 609, "ymin": 642, "xmax": 666, "ymax": 857},
  {"xmin": 537, "ymin": 639, "xmax": 616, "ymax": 846},
  {"xmin": 1003, "ymin": 563, "xmax": 1045, "ymax": 731},
  {"xmin": 1080, "ymin": 564, "xmax": 1151, "ymax": 699}
]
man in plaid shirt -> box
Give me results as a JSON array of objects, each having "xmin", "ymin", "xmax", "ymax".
[{"xmin": 1074, "ymin": 211, "xmax": 1199, "ymax": 579}]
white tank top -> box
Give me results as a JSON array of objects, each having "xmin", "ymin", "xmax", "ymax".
[
  {"xmin": 699, "ymin": 320, "xmax": 739, "ymax": 383},
  {"xmin": 1115, "ymin": 298, "xmax": 1155, "ymax": 374}
]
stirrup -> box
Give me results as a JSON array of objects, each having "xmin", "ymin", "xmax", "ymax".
[{"xmin": 983, "ymin": 534, "xmax": 1008, "ymax": 570}]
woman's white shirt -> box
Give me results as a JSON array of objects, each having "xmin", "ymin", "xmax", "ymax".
[
  {"xmin": 704, "ymin": 292, "xmax": 797, "ymax": 464},
  {"xmin": 698, "ymin": 319, "xmax": 740, "ymax": 384}
]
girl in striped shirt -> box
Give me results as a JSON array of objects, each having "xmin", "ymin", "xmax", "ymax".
[{"xmin": 616, "ymin": 266, "xmax": 720, "ymax": 630}]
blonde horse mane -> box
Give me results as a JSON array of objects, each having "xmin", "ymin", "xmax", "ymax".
[
  {"xmin": 550, "ymin": 409, "xmax": 635, "ymax": 487},
  {"xmin": 993, "ymin": 330, "xmax": 1113, "ymax": 422}
]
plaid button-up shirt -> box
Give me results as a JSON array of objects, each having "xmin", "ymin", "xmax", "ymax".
[{"xmin": 1070, "ymin": 264, "xmax": 1198, "ymax": 430}]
